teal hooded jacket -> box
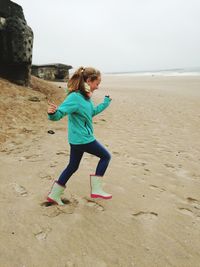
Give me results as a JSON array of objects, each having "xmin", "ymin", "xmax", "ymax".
[{"xmin": 48, "ymin": 92, "xmax": 111, "ymax": 144}]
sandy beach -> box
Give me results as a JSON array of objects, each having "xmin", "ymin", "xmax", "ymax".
[{"xmin": 0, "ymin": 74, "xmax": 200, "ymax": 267}]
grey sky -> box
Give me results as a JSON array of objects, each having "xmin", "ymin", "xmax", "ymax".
[{"xmin": 15, "ymin": 0, "xmax": 200, "ymax": 72}]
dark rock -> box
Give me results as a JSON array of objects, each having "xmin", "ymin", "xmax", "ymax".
[
  {"xmin": 47, "ymin": 130, "xmax": 55, "ymax": 134},
  {"xmin": 28, "ymin": 96, "xmax": 40, "ymax": 102},
  {"xmin": 31, "ymin": 63, "xmax": 72, "ymax": 82},
  {"xmin": 0, "ymin": 0, "xmax": 33, "ymax": 86}
]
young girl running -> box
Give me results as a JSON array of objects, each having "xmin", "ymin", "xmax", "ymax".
[{"xmin": 47, "ymin": 66, "xmax": 112, "ymax": 205}]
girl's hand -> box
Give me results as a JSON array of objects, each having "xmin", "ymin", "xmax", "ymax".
[
  {"xmin": 48, "ymin": 100, "xmax": 58, "ymax": 114},
  {"xmin": 105, "ymin": 95, "xmax": 112, "ymax": 100}
]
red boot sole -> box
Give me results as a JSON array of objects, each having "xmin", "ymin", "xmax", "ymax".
[
  {"xmin": 91, "ymin": 194, "xmax": 112, "ymax": 199},
  {"xmin": 47, "ymin": 197, "xmax": 58, "ymax": 205}
]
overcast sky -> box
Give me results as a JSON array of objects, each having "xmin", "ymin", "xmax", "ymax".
[{"xmin": 14, "ymin": 0, "xmax": 200, "ymax": 72}]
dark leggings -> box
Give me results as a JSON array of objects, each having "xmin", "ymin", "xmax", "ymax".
[{"xmin": 57, "ymin": 140, "xmax": 111, "ymax": 186}]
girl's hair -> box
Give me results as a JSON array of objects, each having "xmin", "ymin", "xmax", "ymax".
[{"xmin": 67, "ymin": 66, "xmax": 101, "ymax": 99}]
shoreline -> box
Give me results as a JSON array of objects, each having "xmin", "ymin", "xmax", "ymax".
[{"xmin": 103, "ymin": 71, "xmax": 200, "ymax": 77}]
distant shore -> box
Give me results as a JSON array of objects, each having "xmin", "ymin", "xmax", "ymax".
[{"xmin": 103, "ymin": 68, "xmax": 200, "ymax": 77}]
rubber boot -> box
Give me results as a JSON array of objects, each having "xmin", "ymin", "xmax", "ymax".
[
  {"xmin": 47, "ymin": 181, "xmax": 65, "ymax": 205},
  {"xmin": 90, "ymin": 175, "xmax": 112, "ymax": 199}
]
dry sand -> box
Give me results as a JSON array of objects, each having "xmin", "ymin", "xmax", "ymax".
[{"xmin": 0, "ymin": 74, "xmax": 200, "ymax": 267}]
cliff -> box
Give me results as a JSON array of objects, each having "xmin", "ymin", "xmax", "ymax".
[{"xmin": 0, "ymin": 0, "xmax": 33, "ymax": 86}]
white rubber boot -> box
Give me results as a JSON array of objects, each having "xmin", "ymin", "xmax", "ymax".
[
  {"xmin": 90, "ymin": 175, "xmax": 112, "ymax": 199},
  {"xmin": 47, "ymin": 181, "xmax": 65, "ymax": 205}
]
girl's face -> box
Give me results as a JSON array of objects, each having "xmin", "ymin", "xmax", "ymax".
[{"xmin": 87, "ymin": 76, "xmax": 101, "ymax": 92}]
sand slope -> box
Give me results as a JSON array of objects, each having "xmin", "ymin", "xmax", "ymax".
[{"xmin": 0, "ymin": 75, "xmax": 200, "ymax": 267}]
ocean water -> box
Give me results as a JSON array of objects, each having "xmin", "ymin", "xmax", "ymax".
[{"xmin": 105, "ymin": 67, "xmax": 200, "ymax": 76}]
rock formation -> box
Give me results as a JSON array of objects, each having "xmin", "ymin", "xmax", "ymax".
[
  {"xmin": 0, "ymin": 0, "xmax": 33, "ymax": 86},
  {"xmin": 31, "ymin": 64, "xmax": 72, "ymax": 82}
]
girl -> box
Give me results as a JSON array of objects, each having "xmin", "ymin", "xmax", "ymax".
[{"xmin": 47, "ymin": 66, "xmax": 112, "ymax": 205}]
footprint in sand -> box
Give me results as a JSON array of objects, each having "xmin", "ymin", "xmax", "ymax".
[
  {"xmin": 12, "ymin": 183, "xmax": 28, "ymax": 196},
  {"xmin": 132, "ymin": 211, "xmax": 158, "ymax": 222},
  {"xmin": 41, "ymin": 197, "xmax": 79, "ymax": 217},
  {"xmin": 131, "ymin": 161, "xmax": 147, "ymax": 167},
  {"xmin": 34, "ymin": 227, "xmax": 51, "ymax": 241},
  {"xmin": 56, "ymin": 151, "xmax": 69, "ymax": 156},
  {"xmin": 65, "ymin": 260, "xmax": 76, "ymax": 267},
  {"xmin": 191, "ymin": 173, "xmax": 200, "ymax": 179},
  {"xmin": 41, "ymin": 205, "xmax": 74, "ymax": 217},
  {"xmin": 177, "ymin": 207, "xmax": 194, "ymax": 217},
  {"xmin": 82, "ymin": 197, "xmax": 105, "ymax": 212},
  {"xmin": 176, "ymin": 196, "xmax": 200, "ymax": 218},
  {"xmin": 41, "ymin": 194, "xmax": 105, "ymax": 215},
  {"xmin": 132, "ymin": 211, "xmax": 158, "ymax": 220},
  {"xmin": 24, "ymin": 154, "xmax": 42, "ymax": 160},
  {"xmin": 142, "ymin": 168, "xmax": 151, "ymax": 176},
  {"xmin": 149, "ymin": 184, "xmax": 165, "ymax": 193},
  {"xmin": 187, "ymin": 197, "xmax": 199, "ymax": 204},
  {"xmin": 39, "ymin": 173, "xmax": 52, "ymax": 180},
  {"xmin": 164, "ymin": 163, "xmax": 175, "ymax": 169},
  {"xmin": 112, "ymin": 151, "xmax": 120, "ymax": 155},
  {"xmin": 50, "ymin": 161, "xmax": 58, "ymax": 168},
  {"xmin": 186, "ymin": 197, "xmax": 200, "ymax": 211}
]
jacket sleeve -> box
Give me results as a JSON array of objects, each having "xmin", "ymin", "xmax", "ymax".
[
  {"xmin": 48, "ymin": 93, "xmax": 79, "ymax": 121},
  {"xmin": 92, "ymin": 96, "xmax": 111, "ymax": 117}
]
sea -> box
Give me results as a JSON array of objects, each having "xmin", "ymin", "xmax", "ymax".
[{"xmin": 104, "ymin": 67, "xmax": 200, "ymax": 76}]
